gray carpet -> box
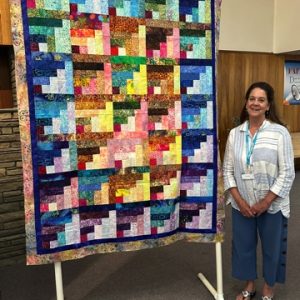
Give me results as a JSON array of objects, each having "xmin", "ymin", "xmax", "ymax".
[{"xmin": 0, "ymin": 171, "xmax": 299, "ymax": 300}]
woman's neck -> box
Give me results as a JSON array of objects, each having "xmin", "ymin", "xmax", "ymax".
[{"xmin": 248, "ymin": 118, "xmax": 265, "ymax": 135}]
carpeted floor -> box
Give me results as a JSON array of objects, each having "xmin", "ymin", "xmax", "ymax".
[{"xmin": 0, "ymin": 171, "xmax": 299, "ymax": 300}]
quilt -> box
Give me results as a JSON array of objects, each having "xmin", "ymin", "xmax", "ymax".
[{"xmin": 10, "ymin": 0, "xmax": 224, "ymax": 265}]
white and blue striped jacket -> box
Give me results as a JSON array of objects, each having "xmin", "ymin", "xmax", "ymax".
[{"xmin": 223, "ymin": 120, "xmax": 295, "ymax": 218}]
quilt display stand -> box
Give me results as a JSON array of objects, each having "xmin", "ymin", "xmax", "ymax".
[
  {"xmin": 198, "ymin": 241, "xmax": 224, "ymax": 300},
  {"xmin": 10, "ymin": 1, "xmax": 225, "ymax": 299},
  {"xmin": 52, "ymin": 242, "xmax": 224, "ymax": 300}
]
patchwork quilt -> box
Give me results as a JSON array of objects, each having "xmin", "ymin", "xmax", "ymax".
[{"xmin": 10, "ymin": 0, "xmax": 224, "ymax": 265}]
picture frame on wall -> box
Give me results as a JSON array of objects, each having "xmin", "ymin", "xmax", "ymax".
[{"xmin": 283, "ymin": 61, "xmax": 300, "ymax": 105}]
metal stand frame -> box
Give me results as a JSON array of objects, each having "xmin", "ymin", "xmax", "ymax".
[{"xmin": 197, "ymin": 242, "xmax": 224, "ymax": 300}]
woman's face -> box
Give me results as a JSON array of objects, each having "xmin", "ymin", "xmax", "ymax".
[
  {"xmin": 292, "ymin": 85, "xmax": 300, "ymax": 99},
  {"xmin": 246, "ymin": 88, "xmax": 270, "ymax": 121}
]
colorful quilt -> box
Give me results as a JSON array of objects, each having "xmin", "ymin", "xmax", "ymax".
[{"xmin": 10, "ymin": 0, "xmax": 224, "ymax": 265}]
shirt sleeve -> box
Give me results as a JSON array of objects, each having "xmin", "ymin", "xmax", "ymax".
[
  {"xmin": 270, "ymin": 129, "xmax": 295, "ymax": 198},
  {"xmin": 223, "ymin": 129, "xmax": 237, "ymax": 192}
]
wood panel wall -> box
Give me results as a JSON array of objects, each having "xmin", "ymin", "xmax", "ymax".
[
  {"xmin": 0, "ymin": 0, "xmax": 12, "ymax": 45},
  {"xmin": 217, "ymin": 51, "xmax": 300, "ymax": 160}
]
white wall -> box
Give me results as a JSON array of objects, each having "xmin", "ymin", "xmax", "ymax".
[
  {"xmin": 273, "ymin": 0, "xmax": 300, "ymax": 53},
  {"xmin": 219, "ymin": 0, "xmax": 274, "ymax": 53}
]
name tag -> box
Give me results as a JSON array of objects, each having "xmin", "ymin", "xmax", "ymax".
[{"xmin": 242, "ymin": 173, "xmax": 254, "ymax": 180}]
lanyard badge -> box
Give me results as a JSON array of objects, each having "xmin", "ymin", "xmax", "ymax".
[
  {"xmin": 242, "ymin": 122, "xmax": 260, "ymax": 180},
  {"xmin": 246, "ymin": 130, "xmax": 258, "ymax": 170}
]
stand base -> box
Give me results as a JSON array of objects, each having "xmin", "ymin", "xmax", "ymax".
[
  {"xmin": 198, "ymin": 273, "xmax": 224, "ymax": 300},
  {"xmin": 197, "ymin": 242, "xmax": 224, "ymax": 300}
]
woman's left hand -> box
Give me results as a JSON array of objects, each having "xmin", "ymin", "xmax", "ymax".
[{"xmin": 251, "ymin": 198, "xmax": 272, "ymax": 216}]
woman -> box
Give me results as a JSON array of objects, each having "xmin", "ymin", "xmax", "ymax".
[{"xmin": 223, "ymin": 82, "xmax": 295, "ymax": 300}]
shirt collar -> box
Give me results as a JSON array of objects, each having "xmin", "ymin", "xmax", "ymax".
[{"xmin": 240, "ymin": 119, "xmax": 270, "ymax": 132}]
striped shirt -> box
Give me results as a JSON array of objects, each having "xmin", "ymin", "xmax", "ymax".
[{"xmin": 223, "ymin": 120, "xmax": 295, "ymax": 218}]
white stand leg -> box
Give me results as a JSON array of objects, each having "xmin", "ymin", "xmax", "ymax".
[
  {"xmin": 197, "ymin": 242, "xmax": 224, "ymax": 300},
  {"xmin": 54, "ymin": 262, "xmax": 64, "ymax": 300}
]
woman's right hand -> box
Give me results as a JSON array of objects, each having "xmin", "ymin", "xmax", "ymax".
[
  {"xmin": 236, "ymin": 198, "xmax": 256, "ymax": 218},
  {"xmin": 229, "ymin": 187, "xmax": 256, "ymax": 218}
]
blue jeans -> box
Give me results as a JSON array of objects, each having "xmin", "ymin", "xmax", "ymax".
[{"xmin": 232, "ymin": 208, "xmax": 288, "ymax": 286}]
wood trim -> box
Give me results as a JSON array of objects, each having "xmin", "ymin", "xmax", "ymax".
[
  {"xmin": 0, "ymin": 1, "xmax": 12, "ymax": 45},
  {"xmin": 0, "ymin": 13, "xmax": 2, "ymax": 44},
  {"xmin": 291, "ymin": 132, "xmax": 300, "ymax": 158}
]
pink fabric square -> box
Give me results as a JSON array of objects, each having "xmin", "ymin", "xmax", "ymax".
[{"xmin": 27, "ymin": 0, "xmax": 36, "ymax": 8}]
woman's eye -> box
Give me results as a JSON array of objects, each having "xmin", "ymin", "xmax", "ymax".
[{"xmin": 248, "ymin": 97, "xmax": 266, "ymax": 102}]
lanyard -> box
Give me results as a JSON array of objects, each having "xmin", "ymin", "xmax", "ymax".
[{"xmin": 245, "ymin": 122, "xmax": 260, "ymax": 167}]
